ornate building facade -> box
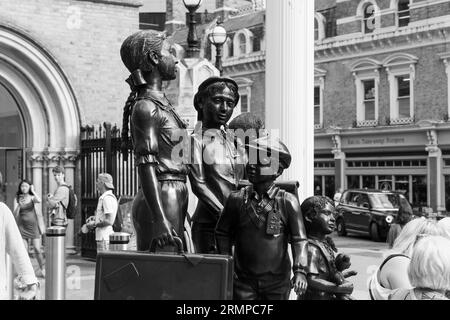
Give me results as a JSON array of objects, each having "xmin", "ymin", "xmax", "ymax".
[
  {"xmin": 166, "ymin": 0, "xmax": 450, "ymax": 213},
  {"xmin": 314, "ymin": 0, "xmax": 450, "ymax": 214},
  {"xmin": 0, "ymin": 0, "xmax": 140, "ymax": 250}
]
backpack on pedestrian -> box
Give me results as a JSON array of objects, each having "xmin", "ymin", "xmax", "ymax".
[{"xmin": 61, "ymin": 185, "xmax": 78, "ymax": 219}]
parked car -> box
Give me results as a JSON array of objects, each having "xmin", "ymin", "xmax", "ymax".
[{"xmin": 334, "ymin": 189, "xmax": 414, "ymax": 242}]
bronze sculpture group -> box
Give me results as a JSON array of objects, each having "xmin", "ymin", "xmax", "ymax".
[{"xmin": 120, "ymin": 30, "xmax": 356, "ymax": 300}]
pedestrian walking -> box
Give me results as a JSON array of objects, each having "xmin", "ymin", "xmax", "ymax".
[
  {"xmin": 0, "ymin": 172, "xmax": 38, "ymax": 300},
  {"xmin": 86, "ymin": 173, "xmax": 118, "ymax": 252},
  {"xmin": 368, "ymin": 217, "xmax": 444, "ymax": 300},
  {"xmin": 13, "ymin": 180, "xmax": 46, "ymax": 278},
  {"xmin": 389, "ymin": 235, "xmax": 450, "ymax": 300},
  {"xmin": 47, "ymin": 166, "xmax": 69, "ymax": 227},
  {"xmin": 386, "ymin": 205, "xmax": 413, "ymax": 248}
]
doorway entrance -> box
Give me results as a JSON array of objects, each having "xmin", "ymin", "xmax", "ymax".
[{"xmin": 0, "ymin": 83, "xmax": 25, "ymax": 209}]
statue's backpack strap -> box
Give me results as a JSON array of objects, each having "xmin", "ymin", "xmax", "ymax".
[
  {"xmin": 275, "ymin": 189, "xmax": 288, "ymax": 227},
  {"xmin": 236, "ymin": 186, "xmax": 253, "ymax": 227}
]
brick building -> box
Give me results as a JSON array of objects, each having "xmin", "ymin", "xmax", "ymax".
[
  {"xmin": 0, "ymin": 0, "xmax": 140, "ymax": 249},
  {"xmin": 314, "ymin": 0, "xmax": 450, "ymax": 214},
  {"xmin": 165, "ymin": 0, "xmax": 450, "ymax": 214},
  {"xmin": 163, "ymin": 0, "xmax": 267, "ymax": 122}
]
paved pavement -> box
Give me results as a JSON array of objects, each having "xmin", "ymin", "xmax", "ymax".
[{"xmin": 24, "ymin": 232, "xmax": 387, "ymax": 300}]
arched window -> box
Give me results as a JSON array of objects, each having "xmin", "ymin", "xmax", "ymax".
[
  {"xmin": 233, "ymin": 29, "xmax": 254, "ymax": 56},
  {"xmin": 314, "ymin": 13, "xmax": 326, "ymax": 41},
  {"xmin": 363, "ymin": 3, "xmax": 376, "ymax": 33},
  {"xmin": 239, "ymin": 33, "xmax": 246, "ymax": 55},
  {"xmin": 357, "ymin": 0, "xmax": 380, "ymax": 34},
  {"xmin": 314, "ymin": 18, "xmax": 319, "ymax": 41},
  {"xmin": 397, "ymin": 0, "xmax": 410, "ymax": 27}
]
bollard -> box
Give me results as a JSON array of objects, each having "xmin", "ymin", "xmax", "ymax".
[
  {"xmin": 109, "ymin": 232, "xmax": 130, "ymax": 251},
  {"xmin": 6, "ymin": 254, "xmax": 14, "ymax": 300},
  {"xmin": 45, "ymin": 226, "xmax": 66, "ymax": 300}
]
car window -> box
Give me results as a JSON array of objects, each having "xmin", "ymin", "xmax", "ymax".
[
  {"xmin": 357, "ymin": 194, "xmax": 370, "ymax": 208},
  {"xmin": 349, "ymin": 192, "xmax": 361, "ymax": 206},
  {"xmin": 369, "ymin": 193, "xmax": 400, "ymax": 209},
  {"xmin": 341, "ymin": 191, "xmax": 350, "ymax": 204}
]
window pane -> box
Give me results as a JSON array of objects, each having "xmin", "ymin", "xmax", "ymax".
[
  {"xmin": 347, "ymin": 175, "xmax": 360, "ymax": 189},
  {"xmin": 398, "ymin": 97, "xmax": 410, "ymax": 118},
  {"xmin": 314, "ymin": 106, "xmax": 320, "ymax": 125},
  {"xmin": 240, "ymin": 94, "xmax": 248, "ymax": 113},
  {"xmin": 412, "ymin": 175, "xmax": 427, "ymax": 207},
  {"xmin": 395, "ymin": 175, "xmax": 409, "ymax": 199},
  {"xmin": 363, "ymin": 80, "xmax": 375, "ymax": 99},
  {"xmin": 364, "ymin": 4, "xmax": 375, "ymax": 33},
  {"xmin": 445, "ymin": 175, "xmax": 450, "ymax": 211},
  {"xmin": 364, "ymin": 100, "xmax": 375, "ymax": 120},
  {"xmin": 398, "ymin": 76, "xmax": 410, "ymax": 97},
  {"xmin": 398, "ymin": 0, "xmax": 410, "ymax": 27},
  {"xmin": 314, "ymin": 86, "xmax": 320, "ymax": 105},
  {"xmin": 239, "ymin": 34, "xmax": 246, "ymax": 54},
  {"xmin": 378, "ymin": 175, "xmax": 392, "ymax": 191},
  {"xmin": 314, "ymin": 18, "xmax": 318, "ymax": 40},
  {"xmin": 324, "ymin": 176, "xmax": 335, "ymax": 199},
  {"xmin": 314, "ymin": 176, "xmax": 323, "ymax": 195},
  {"xmin": 362, "ymin": 176, "xmax": 375, "ymax": 189}
]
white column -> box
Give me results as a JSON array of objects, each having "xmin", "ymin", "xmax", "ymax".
[
  {"xmin": 265, "ymin": 0, "xmax": 314, "ymax": 201},
  {"xmin": 63, "ymin": 152, "xmax": 78, "ymax": 254},
  {"xmin": 30, "ymin": 153, "xmax": 45, "ymax": 225},
  {"xmin": 442, "ymin": 58, "xmax": 450, "ymax": 117}
]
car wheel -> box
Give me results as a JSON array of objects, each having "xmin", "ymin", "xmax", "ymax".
[
  {"xmin": 336, "ymin": 218, "xmax": 347, "ymax": 236},
  {"xmin": 370, "ymin": 222, "xmax": 381, "ymax": 242}
]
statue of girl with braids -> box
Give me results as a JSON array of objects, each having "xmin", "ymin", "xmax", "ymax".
[{"xmin": 120, "ymin": 30, "xmax": 190, "ymax": 251}]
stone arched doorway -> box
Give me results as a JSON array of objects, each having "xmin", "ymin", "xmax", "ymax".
[{"xmin": 0, "ymin": 24, "xmax": 80, "ymax": 250}]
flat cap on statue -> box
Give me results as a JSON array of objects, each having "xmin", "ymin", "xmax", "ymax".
[{"xmin": 246, "ymin": 135, "xmax": 292, "ymax": 170}]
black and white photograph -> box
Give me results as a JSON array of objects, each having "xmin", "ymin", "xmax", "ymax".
[{"xmin": 0, "ymin": 0, "xmax": 449, "ymax": 308}]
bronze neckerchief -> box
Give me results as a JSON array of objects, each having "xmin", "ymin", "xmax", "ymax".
[{"xmin": 245, "ymin": 184, "xmax": 281, "ymax": 234}]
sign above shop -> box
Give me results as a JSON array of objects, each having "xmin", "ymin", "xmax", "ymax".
[{"xmin": 346, "ymin": 137, "xmax": 406, "ymax": 146}]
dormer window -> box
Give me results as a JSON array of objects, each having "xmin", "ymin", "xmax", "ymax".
[
  {"xmin": 363, "ymin": 3, "xmax": 375, "ymax": 33},
  {"xmin": 398, "ymin": 0, "xmax": 410, "ymax": 27}
]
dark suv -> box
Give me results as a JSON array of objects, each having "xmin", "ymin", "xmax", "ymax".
[{"xmin": 335, "ymin": 189, "xmax": 413, "ymax": 242}]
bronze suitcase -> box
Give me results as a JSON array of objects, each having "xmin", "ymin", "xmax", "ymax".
[{"xmin": 94, "ymin": 239, "xmax": 233, "ymax": 300}]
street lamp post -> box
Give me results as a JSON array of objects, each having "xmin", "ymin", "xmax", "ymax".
[
  {"xmin": 183, "ymin": 0, "xmax": 203, "ymax": 58},
  {"xmin": 208, "ymin": 21, "xmax": 228, "ymax": 76}
]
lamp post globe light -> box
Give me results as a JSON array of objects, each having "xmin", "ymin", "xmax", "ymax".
[
  {"xmin": 183, "ymin": 0, "xmax": 204, "ymax": 58},
  {"xmin": 208, "ymin": 22, "xmax": 227, "ymax": 76}
]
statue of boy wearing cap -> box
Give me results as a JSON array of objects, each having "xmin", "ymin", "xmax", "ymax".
[
  {"xmin": 215, "ymin": 136, "xmax": 309, "ymax": 300},
  {"xmin": 188, "ymin": 77, "xmax": 247, "ymax": 254},
  {"xmin": 120, "ymin": 30, "xmax": 189, "ymax": 251}
]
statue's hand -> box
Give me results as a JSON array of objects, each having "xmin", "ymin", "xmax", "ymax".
[
  {"xmin": 291, "ymin": 272, "xmax": 308, "ymax": 296},
  {"xmin": 153, "ymin": 219, "xmax": 176, "ymax": 248},
  {"xmin": 337, "ymin": 281, "xmax": 354, "ymax": 294},
  {"xmin": 335, "ymin": 253, "xmax": 351, "ymax": 271},
  {"xmin": 343, "ymin": 270, "xmax": 358, "ymax": 278}
]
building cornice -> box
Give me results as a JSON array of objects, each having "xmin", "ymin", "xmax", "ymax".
[
  {"xmin": 75, "ymin": 0, "xmax": 142, "ymax": 7},
  {"xmin": 315, "ymin": 24, "xmax": 450, "ymax": 63},
  {"xmin": 315, "ymin": 121, "xmax": 450, "ymax": 139}
]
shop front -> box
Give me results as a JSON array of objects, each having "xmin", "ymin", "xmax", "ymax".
[{"xmin": 315, "ymin": 123, "xmax": 450, "ymax": 214}]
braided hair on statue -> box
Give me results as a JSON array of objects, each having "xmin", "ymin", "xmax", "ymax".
[
  {"xmin": 120, "ymin": 90, "xmax": 138, "ymax": 161},
  {"xmin": 119, "ymin": 30, "xmax": 166, "ymax": 161}
]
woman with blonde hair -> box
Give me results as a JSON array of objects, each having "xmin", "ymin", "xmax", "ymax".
[
  {"xmin": 389, "ymin": 235, "xmax": 450, "ymax": 300},
  {"xmin": 437, "ymin": 217, "xmax": 450, "ymax": 239},
  {"xmin": 368, "ymin": 217, "xmax": 444, "ymax": 300}
]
